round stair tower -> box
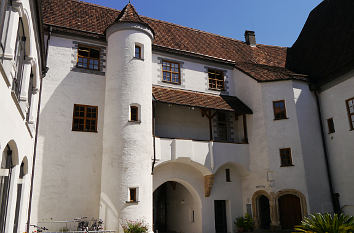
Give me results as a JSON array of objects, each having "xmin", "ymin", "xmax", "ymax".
[{"xmin": 101, "ymin": 3, "xmax": 154, "ymax": 232}]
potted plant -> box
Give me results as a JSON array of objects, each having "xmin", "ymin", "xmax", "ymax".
[
  {"xmin": 235, "ymin": 214, "xmax": 254, "ymax": 232},
  {"xmin": 121, "ymin": 219, "xmax": 149, "ymax": 233}
]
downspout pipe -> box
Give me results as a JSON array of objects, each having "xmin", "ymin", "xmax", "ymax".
[
  {"xmin": 26, "ymin": 25, "xmax": 51, "ymax": 233},
  {"xmin": 314, "ymin": 89, "xmax": 341, "ymax": 213},
  {"xmin": 151, "ymin": 100, "xmax": 156, "ymax": 175}
]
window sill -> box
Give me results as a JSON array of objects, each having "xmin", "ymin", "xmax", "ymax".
[
  {"xmin": 208, "ymin": 88, "xmax": 224, "ymax": 91},
  {"xmin": 274, "ymin": 117, "xmax": 289, "ymax": 121},
  {"xmin": 128, "ymin": 120, "xmax": 141, "ymax": 124},
  {"xmin": 280, "ymin": 164, "xmax": 294, "ymax": 167},
  {"xmin": 11, "ymin": 91, "xmax": 25, "ymax": 120},
  {"xmin": 162, "ymin": 80, "xmax": 181, "ymax": 85},
  {"xmin": 133, "ymin": 57, "xmax": 144, "ymax": 61},
  {"xmin": 72, "ymin": 129, "xmax": 98, "ymax": 133},
  {"xmin": 126, "ymin": 201, "xmax": 139, "ymax": 204},
  {"xmin": 71, "ymin": 67, "xmax": 105, "ymax": 76}
]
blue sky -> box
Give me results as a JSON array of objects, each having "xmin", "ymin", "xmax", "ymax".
[{"xmin": 84, "ymin": 0, "xmax": 323, "ymax": 47}]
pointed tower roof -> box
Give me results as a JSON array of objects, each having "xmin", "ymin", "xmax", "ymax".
[{"xmin": 106, "ymin": 2, "xmax": 154, "ymax": 37}]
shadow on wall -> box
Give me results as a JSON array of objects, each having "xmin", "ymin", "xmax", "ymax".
[{"xmin": 35, "ymin": 69, "xmax": 105, "ymax": 230}]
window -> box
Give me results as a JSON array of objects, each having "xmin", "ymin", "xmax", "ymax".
[
  {"xmin": 346, "ymin": 97, "xmax": 354, "ymax": 130},
  {"xmin": 130, "ymin": 105, "xmax": 139, "ymax": 122},
  {"xmin": 72, "ymin": 104, "xmax": 98, "ymax": 132},
  {"xmin": 327, "ymin": 118, "xmax": 335, "ymax": 134},
  {"xmin": 225, "ymin": 169, "xmax": 231, "ymax": 182},
  {"xmin": 208, "ymin": 69, "xmax": 224, "ymax": 90},
  {"xmin": 129, "ymin": 188, "xmax": 137, "ymax": 202},
  {"xmin": 0, "ymin": 0, "xmax": 9, "ymax": 56},
  {"xmin": 26, "ymin": 72, "xmax": 34, "ymax": 122},
  {"xmin": 280, "ymin": 148, "xmax": 293, "ymax": 167},
  {"xmin": 135, "ymin": 45, "xmax": 141, "ymax": 59},
  {"xmin": 162, "ymin": 60, "xmax": 180, "ymax": 84},
  {"xmin": 273, "ymin": 100, "xmax": 287, "ymax": 120},
  {"xmin": 77, "ymin": 45, "xmax": 100, "ymax": 70},
  {"xmin": 217, "ymin": 112, "xmax": 228, "ymax": 141},
  {"xmin": 13, "ymin": 18, "xmax": 26, "ymax": 100}
]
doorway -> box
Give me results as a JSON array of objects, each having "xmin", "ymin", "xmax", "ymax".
[
  {"xmin": 153, "ymin": 181, "xmax": 201, "ymax": 233},
  {"xmin": 278, "ymin": 194, "xmax": 302, "ymax": 229},
  {"xmin": 258, "ymin": 195, "xmax": 271, "ymax": 229},
  {"xmin": 214, "ymin": 200, "xmax": 227, "ymax": 233}
]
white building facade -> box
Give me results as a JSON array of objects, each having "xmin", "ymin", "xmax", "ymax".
[{"xmin": 28, "ymin": 1, "xmax": 339, "ymax": 233}]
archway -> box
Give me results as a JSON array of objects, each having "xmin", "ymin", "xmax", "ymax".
[
  {"xmin": 258, "ymin": 195, "xmax": 271, "ymax": 229},
  {"xmin": 278, "ymin": 194, "xmax": 302, "ymax": 229},
  {"xmin": 153, "ymin": 181, "xmax": 201, "ymax": 233},
  {"xmin": 13, "ymin": 157, "xmax": 28, "ymax": 233}
]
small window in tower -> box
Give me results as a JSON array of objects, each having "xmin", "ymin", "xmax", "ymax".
[
  {"xmin": 130, "ymin": 106, "xmax": 139, "ymax": 122},
  {"xmin": 346, "ymin": 97, "xmax": 354, "ymax": 130},
  {"xmin": 327, "ymin": 118, "xmax": 335, "ymax": 134},
  {"xmin": 280, "ymin": 148, "xmax": 293, "ymax": 167},
  {"xmin": 135, "ymin": 45, "xmax": 142, "ymax": 59},
  {"xmin": 273, "ymin": 100, "xmax": 287, "ymax": 120},
  {"xmin": 225, "ymin": 168, "xmax": 231, "ymax": 182},
  {"xmin": 129, "ymin": 188, "xmax": 137, "ymax": 202}
]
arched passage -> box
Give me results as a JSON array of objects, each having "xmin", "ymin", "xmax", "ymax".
[
  {"xmin": 153, "ymin": 181, "xmax": 202, "ymax": 233},
  {"xmin": 153, "ymin": 161, "xmax": 205, "ymax": 233}
]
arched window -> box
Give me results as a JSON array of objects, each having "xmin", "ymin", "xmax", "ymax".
[
  {"xmin": 13, "ymin": 161, "xmax": 25, "ymax": 233},
  {"xmin": 26, "ymin": 71, "xmax": 34, "ymax": 122},
  {"xmin": 12, "ymin": 18, "xmax": 26, "ymax": 100},
  {"xmin": 0, "ymin": 145, "xmax": 14, "ymax": 232},
  {"xmin": 0, "ymin": 0, "xmax": 9, "ymax": 58}
]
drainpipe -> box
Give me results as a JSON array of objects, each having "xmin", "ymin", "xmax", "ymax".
[
  {"xmin": 151, "ymin": 101, "xmax": 156, "ymax": 175},
  {"xmin": 26, "ymin": 26, "xmax": 51, "ymax": 233},
  {"xmin": 314, "ymin": 90, "xmax": 340, "ymax": 213}
]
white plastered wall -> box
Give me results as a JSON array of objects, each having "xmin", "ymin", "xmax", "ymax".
[
  {"xmin": 31, "ymin": 35, "xmax": 105, "ymax": 230},
  {"xmin": 319, "ymin": 71, "xmax": 354, "ymax": 215}
]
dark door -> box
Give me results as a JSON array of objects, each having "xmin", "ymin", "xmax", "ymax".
[
  {"xmin": 259, "ymin": 195, "xmax": 271, "ymax": 229},
  {"xmin": 153, "ymin": 183, "xmax": 167, "ymax": 232},
  {"xmin": 214, "ymin": 200, "xmax": 227, "ymax": 233},
  {"xmin": 278, "ymin": 194, "xmax": 302, "ymax": 229}
]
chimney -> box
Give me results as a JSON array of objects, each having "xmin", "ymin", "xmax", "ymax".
[{"xmin": 245, "ymin": 30, "xmax": 256, "ymax": 47}]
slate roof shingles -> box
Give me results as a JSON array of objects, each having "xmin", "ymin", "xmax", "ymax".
[{"xmin": 42, "ymin": 0, "xmax": 307, "ymax": 82}]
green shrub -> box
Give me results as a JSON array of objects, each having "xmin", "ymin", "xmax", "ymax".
[
  {"xmin": 295, "ymin": 213, "xmax": 354, "ymax": 233},
  {"xmin": 235, "ymin": 214, "xmax": 254, "ymax": 232},
  {"xmin": 121, "ymin": 219, "xmax": 149, "ymax": 233}
]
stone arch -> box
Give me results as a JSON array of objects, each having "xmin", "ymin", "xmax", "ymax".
[
  {"xmin": 20, "ymin": 156, "xmax": 28, "ymax": 177},
  {"xmin": 153, "ymin": 180, "xmax": 202, "ymax": 233},
  {"xmin": 14, "ymin": 5, "xmax": 33, "ymax": 58},
  {"xmin": 275, "ymin": 189, "xmax": 307, "ymax": 218},
  {"xmin": 154, "ymin": 159, "xmax": 213, "ymax": 198},
  {"xmin": 251, "ymin": 190, "xmax": 276, "ymax": 229},
  {"xmin": 275, "ymin": 189, "xmax": 307, "ymax": 229},
  {"xmin": 2, "ymin": 139, "xmax": 19, "ymax": 166},
  {"xmin": 214, "ymin": 161, "xmax": 250, "ymax": 177}
]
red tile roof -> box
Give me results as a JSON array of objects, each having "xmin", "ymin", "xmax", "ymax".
[
  {"xmin": 152, "ymin": 86, "xmax": 252, "ymax": 114},
  {"xmin": 42, "ymin": 0, "xmax": 307, "ymax": 82}
]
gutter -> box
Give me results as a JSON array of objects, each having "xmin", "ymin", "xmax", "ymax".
[{"xmin": 314, "ymin": 89, "xmax": 341, "ymax": 213}]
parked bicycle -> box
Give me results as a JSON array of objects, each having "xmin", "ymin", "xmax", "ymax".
[
  {"xmin": 30, "ymin": 224, "xmax": 48, "ymax": 233},
  {"xmin": 74, "ymin": 216, "xmax": 89, "ymax": 231}
]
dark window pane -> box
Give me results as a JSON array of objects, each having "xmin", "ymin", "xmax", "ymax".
[{"xmin": 90, "ymin": 49, "xmax": 99, "ymax": 58}]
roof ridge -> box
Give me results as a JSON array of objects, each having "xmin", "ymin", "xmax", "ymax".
[{"xmin": 64, "ymin": 0, "xmax": 287, "ymax": 49}]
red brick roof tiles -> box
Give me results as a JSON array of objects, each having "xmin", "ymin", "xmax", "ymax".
[
  {"xmin": 42, "ymin": 0, "xmax": 307, "ymax": 82},
  {"xmin": 152, "ymin": 86, "xmax": 253, "ymax": 114}
]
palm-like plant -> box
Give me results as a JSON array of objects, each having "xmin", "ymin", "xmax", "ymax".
[{"xmin": 295, "ymin": 213, "xmax": 354, "ymax": 233}]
